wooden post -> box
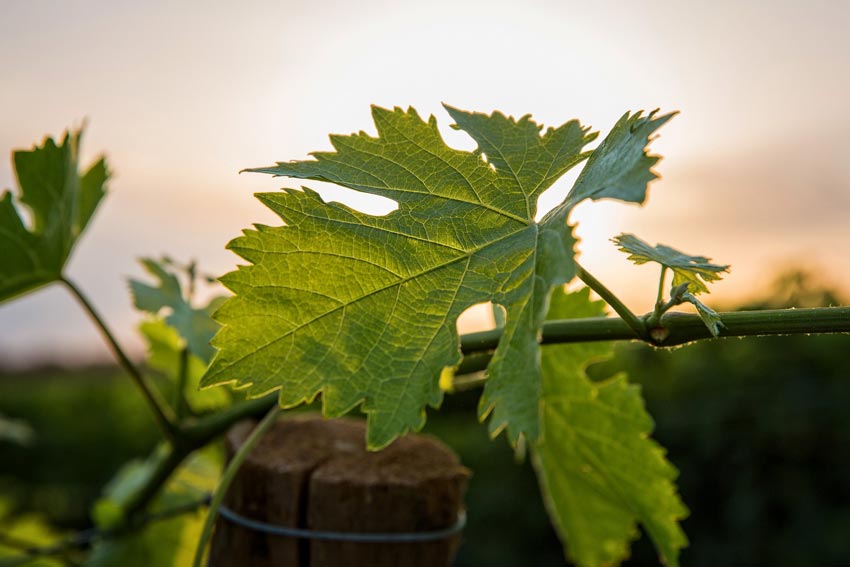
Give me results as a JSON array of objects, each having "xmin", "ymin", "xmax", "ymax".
[{"xmin": 209, "ymin": 414, "xmax": 469, "ymax": 567}]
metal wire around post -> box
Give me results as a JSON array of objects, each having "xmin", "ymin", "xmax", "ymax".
[{"xmin": 217, "ymin": 505, "xmax": 467, "ymax": 543}]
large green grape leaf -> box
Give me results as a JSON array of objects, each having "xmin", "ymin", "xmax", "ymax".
[
  {"xmin": 0, "ymin": 128, "xmax": 108, "ymax": 303},
  {"xmin": 205, "ymin": 105, "xmax": 673, "ymax": 448},
  {"xmin": 532, "ymin": 287, "xmax": 688, "ymax": 567}
]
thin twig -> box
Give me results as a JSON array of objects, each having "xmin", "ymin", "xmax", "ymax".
[
  {"xmin": 563, "ymin": 262, "xmax": 647, "ymax": 340},
  {"xmin": 122, "ymin": 445, "xmax": 185, "ymax": 517},
  {"xmin": 175, "ymin": 346, "xmax": 191, "ymax": 419},
  {"xmin": 192, "ymin": 405, "xmax": 282, "ymax": 567},
  {"xmin": 656, "ymin": 266, "xmax": 668, "ymax": 308},
  {"xmin": 60, "ymin": 276, "xmax": 178, "ymax": 440},
  {"xmin": 121, "ymin": 394, "xmax": 279, "ymax": 518}
]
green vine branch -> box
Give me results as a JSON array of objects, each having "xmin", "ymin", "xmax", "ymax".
[
  {"xmin": 60, "ymin": 276, "xmax": 179, "ymax": 440},
  {"xmin": 192, "ymin": 405, "xmax": 282, "ymax": 567},
  {"xmin": 460, "ymin": 305, "xmax": 850, "ymax": 372},
  {"xmin": 123, "ymin": 394, "xmax": 280, "ymax": 517},
  {"xmin": 175, "ymin": 346, "xmax": 191, "ymax": 419}
]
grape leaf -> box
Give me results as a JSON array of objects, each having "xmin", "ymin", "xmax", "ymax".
[
  {"xmin": 206, "ymin": 105, "xmax": 673, "ymax": 448},
  {"xmin": 0, "ymin": 128, "xmax": 108, "ymax": 303},
  {"xmin": 532, "ymin": 287, "xmax": 688, "ymax": 567},
  {"xmin": 613, "ymin": 233, "xmax": 728, "ymax": 294},
  {"xmin": 139, "ymin": 318, "xmax": 232, "ymax": 412},
  {"xmin": 129, "ymin": 258, "xmax": 222, "ymax": 362}
]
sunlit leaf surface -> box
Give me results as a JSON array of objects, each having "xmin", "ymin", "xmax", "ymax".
[{"xmin": 206, "ymin": 105, "xmax": 673, "ymax": 448}]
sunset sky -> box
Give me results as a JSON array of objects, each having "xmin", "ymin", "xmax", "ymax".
[{"xmin": 1, "ymin": 0, "xmax": 848, "ymax": 365}]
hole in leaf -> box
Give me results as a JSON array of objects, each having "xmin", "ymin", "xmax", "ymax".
[
  {"xmin": 456, "ymin": 302, "xmax": 499, "ymax": 336},
  {"xmin": 534, "ymin": 164, "xmax": 583, "ymax": 221},
  {"xmin": 479, "ymin": 152, "xmax": 496, "ymax": 172},
  {"xmin": 289, "ymin": 178, "xmax": 399, "ymax": 217}
]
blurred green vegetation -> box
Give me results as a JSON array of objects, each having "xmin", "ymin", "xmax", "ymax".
[
  {"xmin": 614, "ymin": 333, "xmax": 850, "ymax": 567},
  {"xmin": 0, "ymin": 367, "xmax": 161, "ymax": 528},
  {"xmin": 1, "ymin": 270, "xmax": 848, "ymax": 565}
]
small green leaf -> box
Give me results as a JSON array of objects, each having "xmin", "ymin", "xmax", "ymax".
[
  {"xmin": 139, "ymin": 318, "xmax": 232, "ymax": 412},
  {"xmin": 681, "ymin": 292, "xmax": 724, "ymax": 336},
  {"xmin": 532, "ymin": 287, "xmax": 688, "ymax": 567},
  {"xmin": 208, "ymin": 105, "xmax": 673, "ymax": 449},
  {"xmin": 0, "ymin": 127, "xmax": 109, "ymax": 303},
  {"xmin": 613, "ymin": 233, "xmax": 729, "ymax": 294},
  {"xmin": 129, "ymin": 258, "xmax": 221, "ymax": 363}
]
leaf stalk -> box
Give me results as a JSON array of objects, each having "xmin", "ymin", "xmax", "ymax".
[
  {"xmin": 571, "ymin": 262, "xmax": 648, "ymax": 340},
  {"xmin": 175, "ymin": 346, "xmax": 191, "ymax": 419},
  {"xmin": 60, "ymin": 276, "xmax": 179, "ymax": 440},
  {"xmin": 192, "ymin": 405, "xmax": 282, "ymax": 567}
]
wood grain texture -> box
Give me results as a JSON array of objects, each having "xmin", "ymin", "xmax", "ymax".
[{"xmin": 209, "ymin": 414, "xmax": 468, "ymax": 567}]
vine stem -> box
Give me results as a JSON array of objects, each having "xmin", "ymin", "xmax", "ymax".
[
  {"xmin": 122, "ymin": 444, "xmax": 185, "ymax": 518},
  {"xmin": 460, "ymin": 305, "xmax": 850, "ymax": 370},
  {"xmin": 60, "ymin": 276, "xmax": 178, "ymax": 440},
  {"xmin": 123, "ymin": 394, "xmax": 278, "ymax": 517},
  {"xmin": 192, "ymin": 405, "xmax": 282, "ymax": 567},
  {"xmin": 175, "ymin": 346, "xmax": 191, "ymax": 419},
  {"xmin": 570, "ymin": 262, "xmax": 648, "ymax": 340}
]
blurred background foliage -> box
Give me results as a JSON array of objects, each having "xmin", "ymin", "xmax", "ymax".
[{"xmin": 1, "ymin": 269, "xmax": 848, "ymax": 566}]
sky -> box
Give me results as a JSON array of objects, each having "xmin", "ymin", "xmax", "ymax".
[{"xmin": 1, "ymin": 0, "xmax": 848, "ymax": 366}]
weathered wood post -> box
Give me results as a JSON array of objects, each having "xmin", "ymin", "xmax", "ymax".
[{"xmin": 209, "ymin": 414, "xmax": 469, "ymax": 567}]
